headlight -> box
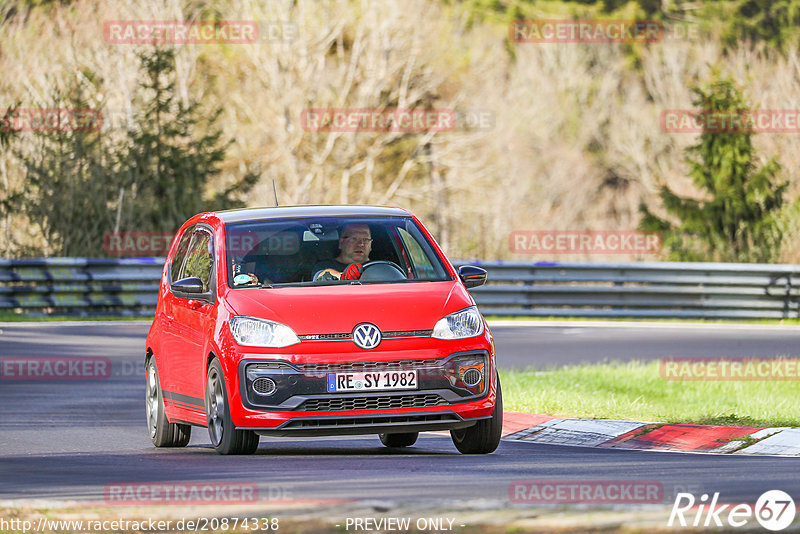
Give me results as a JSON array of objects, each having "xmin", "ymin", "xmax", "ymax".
[
  {"xmin": 229, "ymin": 316, "xmax": 300, "ymax": 347},
  {"xmin": 432, "ymin": 306, "xmax": 484, "ymax": 340}
]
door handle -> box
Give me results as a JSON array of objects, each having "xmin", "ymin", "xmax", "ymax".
[{"xmin": 188, "ymin": 299, "xmax": 204, "ymax": 310}]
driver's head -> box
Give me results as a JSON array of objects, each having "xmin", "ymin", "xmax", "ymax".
[{"xmin": 337, "ymin": 224, "xmax": 372, "ymax": 264}]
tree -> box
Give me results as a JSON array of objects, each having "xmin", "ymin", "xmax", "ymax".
[
  {"xmin": 8, "ymin": 48, "xmax": 257, "ymax": 257},
  {"xmin": 724, "ymin": 0, "xmax": 800, "ymax": 50},
  {"xmin": 640, "ymin": 74, "xmax": 789, "ymax": 262},
  {"xmin": 1, "ymin": 105, "xmax": 23, "ymax": 256},
  {"xmin": 115, "ymin": 48, "xmax": 257, "ymax": 235},
  {"xmin": 12, "ymin": 84, "xmax": 120, "ymax": 256}
]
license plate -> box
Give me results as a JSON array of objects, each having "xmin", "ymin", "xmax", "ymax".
[{"xmin": 327, "ymin": 370, "xmax": 418, "ymax": 392}]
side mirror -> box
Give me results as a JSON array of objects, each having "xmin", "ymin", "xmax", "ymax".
[
  {"xmin": 458, "ymin": 265, "xmax": 487, "ymax": 289},
  {"xmin": 171, "ymin": 277, "xmax": 205, "ymax": 295}
]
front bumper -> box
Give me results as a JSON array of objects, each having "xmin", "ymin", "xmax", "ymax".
[
  {"xmin": 239, "ymin": 350, "xmax": 489, "ymax": 409},
  {"xmin": 241, "ymin": 410, "xmax": 490, "ymax": 437},
  {"xmin": 227, "ymin": 348, "xmax": 496, "ymax": 432}
]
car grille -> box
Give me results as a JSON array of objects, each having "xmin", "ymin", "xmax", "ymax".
[
  {"xmin": 298, "ymin": 329, "xmax": 432, "ymax": 341},
  {"xmin": 298, "ymin": 358, "xmax": 442, "ymax": 374},
  {"xmin": 297, "ymin": 394, "xmax": 448, "ymax": 412}
]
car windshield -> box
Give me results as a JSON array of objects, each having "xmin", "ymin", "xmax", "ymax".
[{"xmin": 225, "ymin": 216, "xmax": 452, "ymax": 287}]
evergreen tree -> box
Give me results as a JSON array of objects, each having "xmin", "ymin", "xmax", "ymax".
[
  {"xmin": 9, "ymin": 48, "xmax": 257, "ymax": 257},
  {"xmin": 117, "ymin": 48, "xmax": 257, "ymax": 234},
  {"xmin": 640, "ymin": 74, "xmax": 789, "ymax": 262},
  {"xmin": 724, "ymin": 0, "xmax": 800, "ymax": 50},
  {"xmin": 13, "ymin": 86, "xmax": 119, "ymax": 256},
  {"xmin": 1, "ymin": 105, "xmax": 23, "ymax": 255}
]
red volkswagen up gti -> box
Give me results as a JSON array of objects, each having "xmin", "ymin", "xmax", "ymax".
[{"xmin": 145, "ymin": 206, "xmax": 502, "ymax": 455}]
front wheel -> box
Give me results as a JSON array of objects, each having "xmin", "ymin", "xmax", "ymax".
[
  {"xmin": 206, "ymin": 359, "xmax": 259, "ymax": 455},
  {"xmin": 451, "ymin": 376, "xmax": 503, "ymax": 454},
  {"xmin": 379, "ymin": 432, "xmax": 419, "ymax": 448},
  {"xmin": 146, "ymin": 357, "xmax": 191, "ymax": 447}
]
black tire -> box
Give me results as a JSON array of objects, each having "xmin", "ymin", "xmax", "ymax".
[
  {"xmin": 379, "ymin": 432, "xmax": 419, "ymax": 448},
  {"xmin": 146, "ymin": 357, "xmax": 191, "ymax": 447},
  {"xmin": 450, "ymin": 375, "xmax": 503, "ymax": 454},
  {"xmin": 206, "ymin": 359, "xmax": 259, "ymax": 455}
]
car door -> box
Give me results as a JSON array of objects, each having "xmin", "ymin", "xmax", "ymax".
[
  {"xmin": 159, "ymin": 226, "xmax": 194, "ymax": 394},
  {"xmin": 170, "ymin": 226, "xmax": 216, "ymax": 408}
]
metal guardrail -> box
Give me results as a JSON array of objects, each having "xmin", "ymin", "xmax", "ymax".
[
  {"xmin": 0, "ymin": 258, "xmax": 798, "ymax": 319},
  {"xmin": 0, "ymin": 258, "xmax": 164, "ymax": 316},
  {"xmin": 464, "ymin": 261, "xmax": 800, "ymax": 319}
]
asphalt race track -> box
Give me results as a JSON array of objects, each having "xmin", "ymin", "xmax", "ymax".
[{"xmin": 1, "ymin": 321, "xmax": 800, "ymax": 520}]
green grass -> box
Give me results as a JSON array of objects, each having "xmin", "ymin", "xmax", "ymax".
[{"xmin": 500, "ymin": 360, "xmax": 800, "ymax": 427}]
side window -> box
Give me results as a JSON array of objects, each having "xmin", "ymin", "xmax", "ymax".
[
  {"xmin": 397, "ymin": 227, "xmax": 436, "ymax": 279},
  {"xmin": 170, "ymin": 227, "xmax": 194, "ymax": 282},
  {"xmin": 181, "ymin": 228, "xmax": 214, "ymax": 292}
]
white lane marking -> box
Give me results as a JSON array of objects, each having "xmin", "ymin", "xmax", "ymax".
[
  {"xmin": 735, "ymin": 428, "xmax": 800, "ymax": 456},
  {"xmin": 510, "ymin": 418, "xmax": 652, "ymax": 447}
]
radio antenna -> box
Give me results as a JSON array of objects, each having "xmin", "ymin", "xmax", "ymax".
[{"xmin": 272, "ymin": 180, "xmax": 279, "ymax": 207}]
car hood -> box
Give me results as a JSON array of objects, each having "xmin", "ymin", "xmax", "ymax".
[{"xmin": 224, "ymin": 280, "xmax": 474, "ymax": 335}]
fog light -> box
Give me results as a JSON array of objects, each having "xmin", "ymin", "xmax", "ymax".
[
  {"xmin": 460, "ymin": 366, "xmax": 484, "ymax": 387},
  {"xmin": 253, "ymin": 377, "xmax": 277, "ymax": 396}
]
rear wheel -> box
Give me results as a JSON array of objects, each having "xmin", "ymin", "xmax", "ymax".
[
  {"xmin": 206, "ymin": 359, "xmax": 259, "ymax": 455},
  {"xmin": 451, "ymin": 376, "xmax": 503, "ymax": 454},
  {"xmin": 146, "ymin": 357, "xmax": 191, "ymax": 447},
  {"xmin": 379, "ymin": 432, "xmax": 419, "ymax": 448}
]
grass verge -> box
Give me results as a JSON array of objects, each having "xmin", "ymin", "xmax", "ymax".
[{"xmin": 500, "ymin": 360, "xmax": 800, "ymax": 427}]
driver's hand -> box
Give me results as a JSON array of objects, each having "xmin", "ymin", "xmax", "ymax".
[
  {"xmin": 314, "ymin": 268, "xmax": 341, "ymax": 281},
  {"xmin": 342, "ymin": 263, "xmax": 363, "ymax": 280}
]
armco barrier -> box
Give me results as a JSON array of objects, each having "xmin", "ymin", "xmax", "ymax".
[
  {"xmin": 0, "ymin": 259, "xmax": 798, "ymax": 319},
  {"xmin": 0, "ymin": 258, "xmax": 164, "ymax": 316},
  {"xmin": 464, "ymin": 261, "xmax": 800, "ymax": 319}
]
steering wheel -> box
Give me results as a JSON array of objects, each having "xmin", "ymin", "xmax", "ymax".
[{"xmin": 359, "ymin": 261, "xmax": 407, "ymax": 281}]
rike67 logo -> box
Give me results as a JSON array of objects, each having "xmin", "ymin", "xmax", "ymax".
[{"xmin": 669, "ymin": 490, "xmax": 796, "ymax": 531}]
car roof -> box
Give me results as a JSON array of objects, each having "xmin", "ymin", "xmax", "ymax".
[{"xmin": 214, "ymin": 205, "xmax": 410, "ymax": 224}]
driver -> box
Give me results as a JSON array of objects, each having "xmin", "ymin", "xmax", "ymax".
[{"xmin": 313, "ymin": 223, "xmax": 372, "ymax": 280}]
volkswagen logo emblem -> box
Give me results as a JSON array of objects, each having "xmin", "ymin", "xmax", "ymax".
[{"xmin": 352, "ymin": 323, "xmax": 381, "ymax": 350}]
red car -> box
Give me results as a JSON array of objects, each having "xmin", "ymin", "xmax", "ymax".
[{"xmin": 145, "ymin": 206, "xmax": 502, "ymax": 455}]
